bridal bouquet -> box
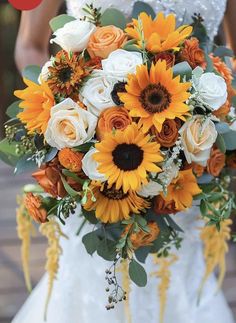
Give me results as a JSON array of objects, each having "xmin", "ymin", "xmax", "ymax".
[{"xmin": 1, "ymin": 1, "xmax": 236, "ymax": 317}]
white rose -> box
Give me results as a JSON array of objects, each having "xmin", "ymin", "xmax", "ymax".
[
  {"xmin": 80, "ymin": 73, "xmax": 116, "ymax": 117},
  {"xmin": 45, "ymin": 98, "xmax": 97, "ymax": 150},
  {"xmin": 38, "ymin": 59, "xmax": 53, "ymax": 83},
  {"xmin": 138, "ymin": 180, "xmax": 162, "ymax": 198},
  {"xmin": 195, "ymin": 72, "xmax": 227, "ymax": 110},
  {"xmin": 50, "ymin": 20, "xmax": 96, "ymax": 53},
  {"xmin": 179, "ymin": 115, "xmax": 217, "ymax": 166},
  {"xmin": 101, "ymin": 49, "xmax": 143, "ymax": 81},
  {"xmin": 82, "ymin": 148, "xmax": 106, "ymax": 182}
]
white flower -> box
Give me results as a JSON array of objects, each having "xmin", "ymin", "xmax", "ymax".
[
  {"xmin": 82, "ymin": 148, "xmax": 106, "ymax": 182},
  {"xmin": 138, "ymin": 180, "xmax": 162, "ymax": 198},
  {"xmin": 195, "ymin": 72, "xmax": 227, "ymax": 110},
  {"xmin": 179, "ymin": 115, "xmax": 217, "ymax": 166},
  {"xmin": 80, "ymin": 73, "xmax": 116, "ymax": 117},
  {"xmin": 45, "ymin": 98, "xmax": 97, "ymax": 150},
  {"xmin": 229, "ymin": 107, "xmax": 236, "ymax": 131},
  {"xmin": 101, "ymin": 49, "xmax": 143, "ymax": 81},
  {"xmin": 38, "ymin": 59, "xmax": 53, "ymax": 83},
  {"xmin": 50, "ymin": 20, "xmax": 96, "ymax": 53}
]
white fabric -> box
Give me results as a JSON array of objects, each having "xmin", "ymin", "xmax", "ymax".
[{"xmin": 13, "ymin": 1, "xmax": 235, "ymax": 322}]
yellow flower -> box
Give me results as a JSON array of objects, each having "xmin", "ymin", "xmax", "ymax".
[
  {"xmin": 163, "ymin": 169, "xmax": 202, "ymax": 211},
  {"xmin": 83, "ymin": 182, "xmax": 150, "ymax": 223},
  {"xmin": 119, "ymin": 60, "xmax": 191, "ymax": 132},
  {"xmin": 14, "ymin": 78, "xmax": 55, "ymax": 134},
  {"xmin": 126, "ymin": 12, "xmax": 193, "ymax": 53},
  {"xmin": 94, "ymin": 123, "xmax": 163, "ymax": 193}
]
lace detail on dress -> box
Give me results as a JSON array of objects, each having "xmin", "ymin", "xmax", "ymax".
[{"xmin": 66, "ymin": 0, "xmax": 227, "ymax": 40}]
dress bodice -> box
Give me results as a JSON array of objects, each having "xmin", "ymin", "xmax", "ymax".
[{"xmin": 66, "ymin": 0, "xmax": 227, "ymax": 41}]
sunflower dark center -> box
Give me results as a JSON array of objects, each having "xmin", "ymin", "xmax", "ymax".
[
  {"xmin": 112, "ymin": 143, "xmax": 143, "ymax": 171},
  {"xmin": 58, "ymin": 67, "xmax": 73, "ymax": 83},
  {"xmin": 140, "ymin": 83, "xmax": 171, "ymax": 114},
  {"xmin": 101, "ymin": 184, "xmax": 128, "ymax": 200},
  {"xmin": 111, "ymin": 81, "xmax": 127, "ymax": 106}
]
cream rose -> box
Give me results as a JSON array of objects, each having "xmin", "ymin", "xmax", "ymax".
[
  {"xmin": 138, "ymin": 180, "xmax": 162, "ymax": 198},
  {"xmin": 50, "ymin": 20, "xmax": 96, "ymax": 53},
  {"xmin": 101, "ymin": 49, "xmax": 143, "ymax": 81},
  {"xmin": 195, "ymin": 72, "xmax": 227, "ymax": 110},
  {"xmin": 82, "ymin": 148, "xmax": 106, "ymax": 182},
  {"xmin": 179, "ymin": 115, "xmax": 217, "ymax": 166},
  {"xmin": 80, "ymin": 73, "xmax": 116, "ymax": 117},
  {"xmin": 45, "ymin": 98, "xmax": 97, "ymax": 150}
]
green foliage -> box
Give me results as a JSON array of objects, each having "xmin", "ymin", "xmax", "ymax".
[
  {"xmin": 60, "ymin": 176, "xmax": 80, "ymax": 198},
  {"xmin": 22, "ymin": 65, "xmax": 41, "ymax": 84},
  {"xmin": 100, "ymin": 8, "xmax": 127, "ymax": 30},
  {"xmin": 0, "ymin": 138, "xmax": 19, "ymax": 166},
  {"xmin": 73, "ymin": 142, "xmax": 95, "ymax": 153},
  {"xmin": 173, "ymin": 62, "xmax": 192, "ymax": 80},
  {"xmin": 129, "ymin": 259, "xmax": 147, "ymax": 287},
  {"xmin": 215, "ymin": 133, "xmax": 226, "ymax": 154},
  {"xmin": 131, "ymin": 1, "xmax": 156, "ymax": 19},
  {"xmin": 14, "ymin": 154, "xmax": 37, "ymax": 175},
  {"xmin": 82, "ymin": 231, "xmax": 100, "ymax": 255},
  {"xmin": 49, "ymin": 14, "xmax": 76, "ymax": 32},
  {"xmin": 81, "ymin": 208, "xmax": 98, "ymax": 225},
  {"xmin": 6, "ymin": 101, "xmax": 21, "ymax": 118},
  {"xmin": 222, "ymin": 130, "xmax": 236, "ymax": 150},
  {"xmin": 214, "ymin": 46, "xmax": 234, "ymax": 58}
]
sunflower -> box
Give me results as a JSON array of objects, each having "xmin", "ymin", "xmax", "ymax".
[
  {"xmin": 119, "ymin": 60, "xmax": 191, "ymax": 132},
  {"xmin": 83, "ymin": 182, "xmax": 150, "ymax": 223},
  {"xmin": 14, "ymin": 78, "xmax": 55, "ymax": 134},
  {"xmin": 162, "ymin": 169, "xmax": 202, "ymax": 211},
  {"xmin": 47, "ymin": 50, "xmax": 89, "ymax": 99},
  {"xmin": 126, "ymin": 12, "xmax": 193, "ymax": 53},
  {"xmin": 94, "ymin": 123, "xmax": 163, "ymax": 193}
]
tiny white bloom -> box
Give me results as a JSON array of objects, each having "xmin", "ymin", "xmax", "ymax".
[
  {"xmin": 138, "ymin": 180, "xmax": 163, "ymax": 198},
  {"xmin": 101, "ymin": 49, "xmax": 143, "ymax": 81},
  {"xmin": 82, "ymin": 148, "xmax": 106, "ymax": 182},
  {"xmin": 45, "ymin": 98, "xmax": 97, "ymax": 150},
  {"xmin": 50, "ymin": 20, "xmax": 96, "ymax": 53},
  {"xmin": 229, "ymin": 107, "xmax": 236, "ymax": 131},
  {"xmin": 38, "ymin": 59, "xmax": 53, "ymax": 84}
]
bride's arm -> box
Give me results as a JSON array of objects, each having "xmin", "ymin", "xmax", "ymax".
[
  {"xmin": 15, "ymin": 0, "xmax": 63, "ymax": 72},
  {"xmin": 224, "ymin": 0, "xmax": 236, "ymax": 68}
]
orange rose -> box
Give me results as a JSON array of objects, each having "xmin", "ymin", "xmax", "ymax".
[
  {"xmin": 58, "ymin": 148, "xmax": 84, "ymax": 173},
  {"xmin": 207, "ymin": 148, "xmax": 225, "ymax": 177},
  {"xmin": 154, "ymin": 52, "xmax": 175, "ymax": 68},
  {"xmin": 226, "ymin": 153, "xmax": 236, "ymax": 169},
  {"xmin": 87, "ymin": 26, "xmax": 127, "ymax": 59},
  {"xmin": 25, "ymin": 193, "xmax": 47, "ymax": 223},
  {"xmin": 181, "ymin": 37, "xmax": 206, "ymax": 69},
  {"xmin": 96, "ymin": 107, "xmax": 132, "ymax": 140},
  {"xmin": 213, "ymin": 100, "xmax": 231, "ymax": 119},
  {"xmin": 32, "ymin": 159, "xmax": 66, "ymax": 198},
  {"xmin": 151, "ymin": 119, "xmax": 181, "ymax": 148},
  {"xmin": 124, "ymin": 222, "xmax": 160, "ymax": 250},
  {"xmin": 154, "ymin": 195, "xmax": 178, "ymax": 215},
  {"xmin": 192, "ymin": 162, "xmax": 205, "ymax": 177}
]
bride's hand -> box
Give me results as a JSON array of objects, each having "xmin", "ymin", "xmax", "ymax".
[{"xmin": 15, "ymin": 0, "xmax": 62, "ymax": 72}]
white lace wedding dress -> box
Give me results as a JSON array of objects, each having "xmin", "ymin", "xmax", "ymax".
[{"xmin": 13, "ymin": 1, "xmax": 235, "ymax": 322}]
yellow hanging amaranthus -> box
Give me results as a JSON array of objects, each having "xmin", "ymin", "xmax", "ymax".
[
  {"xmin": 151, "ymin": 254, "xmax": 178, "ymax": 323},
  {"xmin": 16, "ymin": 195, "xmax": 35, "ymax": 292},
  {"xmin": 199, "ymin": 218, "xmax": 232, "ymax": 299},
  {"xmin": 40, "ymin": 219, "xmax": 68, "ymax": 320}
]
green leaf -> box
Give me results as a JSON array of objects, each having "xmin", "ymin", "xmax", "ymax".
[
  {"xmin": 214, "ymin": 46, "xmax": 234, "ymax": 58},
  {"xmin": 122, "ymin": 44, "xmax": 143, "ymax": 53},
  {"xmin": 135, "ymin": 246, "xmax": 151, "ymax": 263},
  {"xmin": 22, "ymin": 65, "xmax": 41, "ymax": 84},
  {"xmin": 131, "ymin": 1, "xmax": 156, "ymax": 19},
  {"xmin": 223, "ymin": 130, "xmax": 236, "ymax": 150},
  {"xmin": 0, "ymin": 151, "xmax": 18, "ymax": 167},
  {"xmin": 73, "ymin": 142, "xmax": 95, "ymax": 153},
  {"xmin": 164, "ymin": 215, "xmax": 184, "ymax": 232},
  {"xmin": 14, "ymin": 155, "xmax": 37, "ymax": 175},
  {"xmin": 50, "ymin": 14, "xmax": 76, "ymax": 32},
  {"xmin": 205, "ymin": 54, "xmax": 214, "ymax": 72},
  {"xmin": 0, "ymin": 138, "xmax": 18, "ymax": 156},
  {"xmin": 6, "ymin": 101, "xmax": 21, "ymax": 118},
  {"xmin": 81, "ymin": 208, "xmax": 98, "ymax": 224},
  {"xmin": 44, "ymin": 148, "xmax": 58, "ymax": 163},
  {"xmin": 97, "ymin": 238, "xmax": 117, "ymax": 261},
  {"xmin": 129, "ymin": 259, "xmax": 147, "ymax": 287},
  {"xmin": 215, "ymin": 122, "xmax": 230, "ymax": 134},
  {"xmin": 173, "ymin": 62, "xmax": 192, "ymax": 79},
  {"xmin": 100, "ymin": 8, "xmax": 127, "ymax": 30},
  {"xmin": 60, "ymin": 176, "xmax": 80, "ymax": 198},
  {"xmin": 215, "ymin": 133, "xmax": 226, "ymax": 154},
  {"xmin": 82, "ymin": 231, "xmax": 100, "ymax": 255},
  {"xmin": 200, "ymin": 199, "xmax": 208, "ymax": 216},
  {"xmin": 62, "ymin": 169, "xmax": 85, "ymax": 185}
]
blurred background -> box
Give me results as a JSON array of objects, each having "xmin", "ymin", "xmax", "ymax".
[{"xmin": 0, "ymin": 1, "xmax": 235, "ymax": 322}]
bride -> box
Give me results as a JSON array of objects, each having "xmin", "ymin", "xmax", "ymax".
[{"xmin": 13, "ymin": 1, "xmax": 236, "ymax": 322}]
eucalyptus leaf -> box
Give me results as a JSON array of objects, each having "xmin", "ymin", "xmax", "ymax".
[
  {"xmin": 44, "ymin": 148, "xmax": 58, "ymax": 163},
  {"xmin": 215, "ymin": 122, "xmax": 230, "ymax": 134},
  {"xmin": 62, "ymin": 169, "xmax": 85, "ymax": 184},
  {"xmin": 100, "ymin": 8, "xmax": 126, "ymax": 30},
  {"xmin": 164, "ymin": 215, "xmax": 184, "ymax": 232},
  {"xmin": 173, "ymin": 62, "xmax": 192, "ymax": 79},
  {"xmin": 14, "ymin": 155, "xmax": 37, "ymax": 175},
  {"xmin": 6, "ymin": 101, "xmax": 21, "ymax": 119},
  {"xmin": 135, "ymin": 246, "xmax": 151, "ymax": 264},
  {"xmin": 123, "ymin": 44, "xmax": 142, "ymax": 53},
  {"xmin": 0, "ymin": 139, "xmax": 18, "ymax": 156},
  {"xmin": 60, "ymin": 176, "xmax": 80, "ymax": 198},
  {"xmin": 82, "ymin": 231, "xmax": 100, "ymax": 255},
  {"xmin": 214, "ymin": 46, "xmax": 234, "ymax": 58},
  {"xmin": 215, "ymin": 133, "xmax": 226, "ymax": 154},
  {"xmin": 204, "ymin": 54, "xmax": 214, "ymax": 72},
  {"xmin": 129, "ymin": 259, "xmax": 147, "ymax": 287},
  {"xmin": 97, "ymin": 238, "xmax": 117, "ymax": 261},
  {"xmin": 50, "ymin": 14, "xmax": 76, "ymax": 32},
  {"xmin": 131, "ymin": 1, "xmax": 156, "ymax": 19},
  {"xmin": 81, "ymin": 208, "xmax": 98, "ymax": 225},
  {"xmin": 73, "ymin": 142, "xmax": 95, "ymax": 152},
  {"xmin": 222, "ymin": 130, "xmax": 236, "ymax": 150},
  {"xmin": 22, "ymin": 65, "xmax": 41, "ymax": 84}
]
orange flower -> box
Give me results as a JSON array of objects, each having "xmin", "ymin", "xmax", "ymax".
[
  {"xmin": 124, "ymin": 222, "xmax": 160, "ymax": 249},
  {"xmin": 213, "ymin": 100, "xmax": 231, "ymax": 119},
  {"xmin": 126, "ymin": 12, "xmax": 192, "ymax": 53},
  {"xmin": 32, "ymin": 159, "xmax": 66, "ymax": 198},
  {"xmin": 151, "ymin": 118, "xmax": 181, "ymax": 148},
  {"xmin": 226, "ymin": 153, "xmax": 236, "ymax": 169},
  {"xmin": 87, "ymin": 26, "xmax": 127, "ymax": 59},
  {"xmin": 163, "ymin": 169, "xmax": 202, "ymax": 211},
  {"xmin": 58, "ymin": 148, "xmax": 83, "ymax": 173},
  {"xmin": 191, "ymin": 162, "xmax": 205, "ymax": 177},
  {"xmin": 154, "ymin": 195, "xmax": 177, "ymax": 215},
  {"xmin": 96, "ymin": 106, "xmax": 132, "ymax": 140},
  {"xmin": 181, "ymin": 37, "xmax": 206, "ymax": 69},
  {"xmin": 207, "ymin": 148, "xmax": 225, "ymax": 177},
  {"xmin": 14, "ymin": 79, "xmax": 55, "ymax": 134},
  {"xmin": 154, "ymin": 52, "xmax": 175, "ymax": 68},
  {"xmin": 210, "ymin": 54, "xmax": 233, "ymax": 86},
  {"xmin": 25, "ymin": 193, "xmax": 47, "ymax": 223}
]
